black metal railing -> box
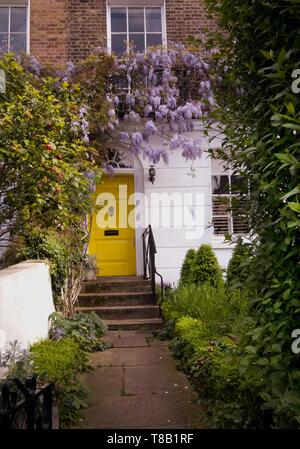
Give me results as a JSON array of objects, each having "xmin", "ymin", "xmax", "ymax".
[
  {"xmin": 142, "ymin": 225, "xmax": 164, "ymax": 316},
  {"xmin": 0, "ymin": 377, "xmax": 53, "ymax": 430}
]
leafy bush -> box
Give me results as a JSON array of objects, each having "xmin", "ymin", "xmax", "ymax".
[
  {"xmin": 17, "ymin": 229, "xmax": 68, "ymax": 303},
  {"xmin": 227, "ymin": 237, "xmax": 252, "ymax": 288},
  {"xmin": 49, "ymin": 312, "xmax": 109, "ymax": 352},
  {"xmin": 191, "ymin": 245, "xmax": 224, "ymax": 287},
  {"xmin": 163, "ymin": 283, "xmax": 250, "ymax": 338},
  {"xmin": 204, "ymin": 0, "xmax": 300, "ymax": 427},
  {"xmin": 179, "ymin": 249, "xmax": 197, "ymax": 286},
  {"xmin": 30, "ymin": 338, "xmax": 90, "ymax": 427},
  {"xmin": 162, "ymin": 283, "xmax": 268, "ymax": 428}
]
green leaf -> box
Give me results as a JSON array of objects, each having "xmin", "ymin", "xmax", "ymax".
[
  {"xmin": 287, "ymin": 202, "xmax": 300, "ymax": 213},
  {"xmin": 281, "ymin": 186, "xmax": 300, "ymax": 200}
]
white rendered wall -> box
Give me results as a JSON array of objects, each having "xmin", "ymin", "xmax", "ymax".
[
  {"xmin": 0, "ymin": 261, "xmax": 55, "ymax": 351},
  {"xmin": 138, "ymin": 124, "xmax": 233, "ymax": 285}
]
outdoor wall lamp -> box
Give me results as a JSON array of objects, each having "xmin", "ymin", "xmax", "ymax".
[{"xmin": 149, "ymin": 165, "xmax": 156, "ymax": 184}]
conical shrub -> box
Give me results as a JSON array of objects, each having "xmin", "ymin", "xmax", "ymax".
[
  {"xmin": 227, "ymin": 237, "xmax": 252, "ymax": 288},
  {"xmin": 191, "ymin": 244, "xmax": 224, "ymax": 287},
  {"xmin": 179, "ymin": 248, "xmax": 196, "ymax": 286}
]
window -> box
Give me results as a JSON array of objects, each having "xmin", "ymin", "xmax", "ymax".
[
  {"xmin": 109, "ymin": 6, "xmax": 165, "ymax": 56},
  {"xmin": 0, "ymin": 5, "xmax": 28, "ymax": 53},
  {"xmin": 211, "ymin": 160, "xmax": 250, "ymax": 235}
]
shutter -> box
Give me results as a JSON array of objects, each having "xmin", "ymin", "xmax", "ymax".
[{"xmin": 212, "ymin": 197, "xmax": 230, "ymax": 235}]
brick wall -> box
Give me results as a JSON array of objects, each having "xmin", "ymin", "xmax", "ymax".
[
  {"xmin": 166, "ymin": 0, "xmax": 218, "ymax": 43},
  {"xmin": 68, "ymin": 0, "xmax": 107, "ymax": 63},
  {"xmin": 30, "ymin": 0, "xmax": 218, "ymax": 65},
  {"xmin": 30, "ymin": 0, "xmax": 68, "ymax": 66}
]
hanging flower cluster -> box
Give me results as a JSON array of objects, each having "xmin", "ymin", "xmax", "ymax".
[{"xmin": 103, "ymin": 43, "xmax": 217, "ymax": 165}]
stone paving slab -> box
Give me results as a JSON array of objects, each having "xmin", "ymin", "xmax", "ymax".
[
  {"xmin": 103, "ymin": 330, "xmax": 153, "ymax": 348},
  {"xmin": 124, "ymin": 365, "xmax": 190, "ymax": 395},
  {"xmin": 92, "ymin": 346, "xmax": 174, "ymax": 368},
  {"xmin": 80, "ymin": 331, "xmax": 203, "ymax": 429}
]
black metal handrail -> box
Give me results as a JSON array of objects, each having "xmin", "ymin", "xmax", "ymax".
[
  {"xmin": 142, "ymin": 225, "xmax": 164, "ymax": 316},
  {"xmin": 0, "ymin": 377, "xmax": 53, "ymax": 430}
]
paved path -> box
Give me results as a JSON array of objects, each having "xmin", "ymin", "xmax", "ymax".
[{"xmin": 79, "ymin": 330, "xmax": 203, "ymax": 429}]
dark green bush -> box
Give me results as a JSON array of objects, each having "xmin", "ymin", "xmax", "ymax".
[
  {"xmin": 30, "ymin": 338, "xmax": 91, "ymax": 427},
  {"xmin": 191, "ymin": 244, "xmax": 224, "ymax": 287},
  {"xmin": 49, "ymin": 312, "xmax": 109, "ymax": 352},
  {"xmin": 227, "ymin": 237, "xmax": 252, "ymax": 288},
  {"xmin": 179, "ymin": 249, "xmax": 197, "ymax": 285}
]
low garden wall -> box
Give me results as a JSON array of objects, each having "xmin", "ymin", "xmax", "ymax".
[{"xmin": 0, "ymin": 261, "xmax": 55, "ymax": 352}]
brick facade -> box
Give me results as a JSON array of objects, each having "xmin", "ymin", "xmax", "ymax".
[
  {"xmin": 30, "ymin": 0, "xmax": 68, "ymax": 66},
  {"xmin": 29, "ymin": 0, "xmax": 218, "ymax": 65}
]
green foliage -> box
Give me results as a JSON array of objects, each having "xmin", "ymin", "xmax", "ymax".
[
  {"xmin": 191, "ymin": 245, "xmax": 224, "ymax": 287},
  {"xmin": 49, "ymin": 312, "xmax": 109, "ymax": 352},
  {"xmin": 204, "ymin": 0, "xmax": 300, "ymax": 427},
  {"xmin": 179, "ymin": 249, "xmax": 197, "ymax": 286},
  {"xmin": 171, "ymin": 315, "xmax": 265, "ymax": 428},
  {"xmin": 0, "ymin": 53, "xmax": 103, "ymax": 314},
  {"xmin": 30, "ymin": 338, "xmax": 90, "ymax": 427},
  {"xmin": 163, "ymin": 283, "xmax": 250, "ymax": 338},
  {"xmin": 162, "ymin": 283, "xmax": 267, "ymax": 427},
  {"xmin": 227, "ymin": 237, "xmax": 252, "ymax": 288}
]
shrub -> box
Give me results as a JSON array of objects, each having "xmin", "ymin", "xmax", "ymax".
[
  {"xmin": 17, "ymin": 229, "xmax": 68, "ymax": 304},
  {"xmin": 49, "ymin": 312, "xmax": 109, "ymax": 352},
  {"xmin": 227, "ymin": 237, "xmax": 252, "ymax": 288},
  {"xmin": 179, "ymin": 249, "xmax": 197, "ymax": 286},
  {"xmin": 30, "ymin": 338, "xmax": 90, "ymax": 427},
  {"xmin": 191, "ymin": 245, "xmax": 224, "ymax": 287},
  {"xmin": 162, "ymin": 283, "xmax": 267, "ymax": 428},
  {"xmin": 169, "ymin": 311, "xmax": 265, "ymax": 429},
  {"xmin": 163, "ymin": 283, "xmax": 250, "ymax": 338}
]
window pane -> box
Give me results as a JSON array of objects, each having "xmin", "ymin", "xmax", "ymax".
[
  {"xmin": 0, "ymin": 33, "xmax": 8, "ymax": 52},
  {"xmin": 212, "ymin": 175, "xmax": 230, "ymax": 194},
  {"xmin": 11, "ymin": 7, "xmax": 27, "ymax": 33},
  {"xmin": 111, "ymin": 8, "xmax": 127, "ymax": 33},
  {"xmin": 147, "ymin": 34, "xmax": 162, "ymax": 48},
  {"xmin": 111, "ymin": 34, "xmax": 127, "ymax": 56},
  {"xmin": 0, "ymin": 8, "xmax": 9, "ymax": 33},
  {"xmin": 231, "ymin": 175, "xmax": 248, "ymax": 194},
  {"xmin": 10, "ymin": 33, "xmax": 26, "ymax": 52},
  {"xmin": 146, "ymin": 8, "xmax": 162, "ymax": 32},
  {"xmin": 129, "ymin": 33, "xmax": 145, "ymax": 52},
  {"xmin": 128, "ymin": 8, "xmax": 144, "ymax": 33}
]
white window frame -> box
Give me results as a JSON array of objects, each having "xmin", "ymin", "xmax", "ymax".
[
  {"xmin": 107, "ymin": 2, "xmax": 167, "ymax": 54},
  {"xmin": 0, "ymin": 2, "xmax": 29, "ymax": 53}
]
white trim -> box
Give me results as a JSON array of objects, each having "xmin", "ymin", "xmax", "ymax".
[{"xmin": 26, "ymin": 0, "xmax": 30, "ymax": 53}]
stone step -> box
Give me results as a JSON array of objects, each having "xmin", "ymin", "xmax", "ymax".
[
  {"xmin": 75, "ymin": 305, "xmax": 160, "ymax": 320},
  {"xmin": 78, "ymin": 291, "xmax": 154, "ymax": 307},
  {"xmin": 81, "ymin": 280, "xmax": 152, "ymax": 294},
  {"xmin": 106, "ymin": 318, "xmax": 163, "ymax": 331}
]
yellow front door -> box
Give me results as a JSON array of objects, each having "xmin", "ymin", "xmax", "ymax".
[{"xmin": 88, "ymin": 174, "xmax": 137, "ymax": 277}]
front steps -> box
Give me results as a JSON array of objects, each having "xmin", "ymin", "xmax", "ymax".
[{"xmin": 76, "ymin": 276, "xmax": 163, "ymax": 331}]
